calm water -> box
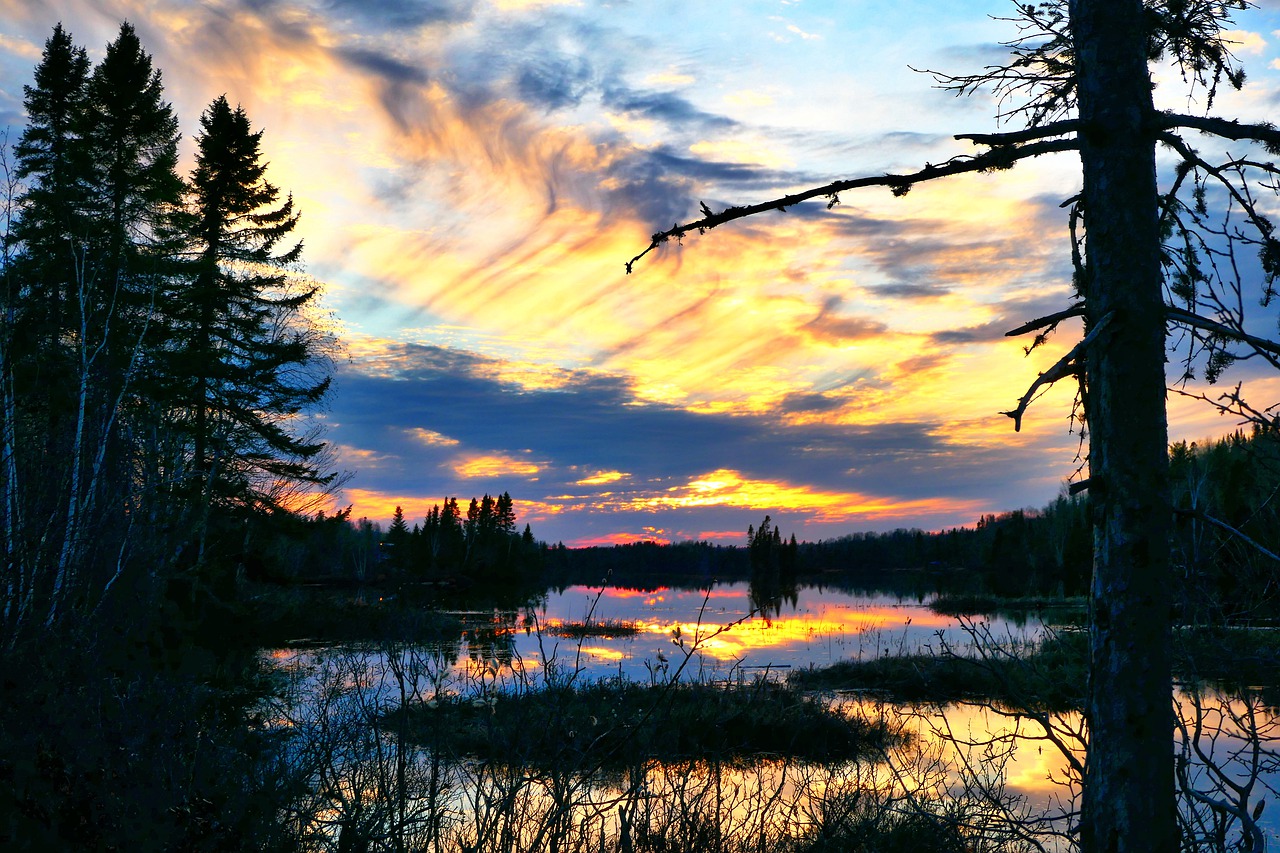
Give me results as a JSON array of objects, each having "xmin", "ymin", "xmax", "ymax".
[
  {"xmin": 448, "ymin": 582, "xmax": 1043, "ymax": 686},
  {"xmin": 266, "ymin": 582, "xmax": 1280, "ymax": 850}
]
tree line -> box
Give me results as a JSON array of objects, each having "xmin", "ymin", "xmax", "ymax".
[
  {"xmin": 542, "ymin": 429, "xmax": 1280, "ymax": 627},
  {"xmin": 1, "ymin": 21, "xmax": 337, "ymax": 644}
]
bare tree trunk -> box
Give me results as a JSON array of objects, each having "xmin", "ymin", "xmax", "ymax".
[{"xmin": 1070, "ymin": 1, "xmax": 1176, "ymax": 849}]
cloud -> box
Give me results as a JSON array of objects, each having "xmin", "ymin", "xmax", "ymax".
[
  {"xmin": 516, "ymin": 54, "xmax": 594, "ymax": 111},
  {"xmin": 329, "ymin": 341, "xmax": 1075, "ymax": 532},
  {"xmin": 602, "ymin": 86, "xmax": 738, "ymax": 131},
  {"xmin": 333, "ymin": 46, "xmax": 429, "ymax": 86},
  {"xmin": 453, "ymin": 453, "xmax": 543, "ymax": 479},
  {"xmin": 1222, "ymin": 29, "xmax": 1267, "ymax": 55},
  {"xmin": 800, "ymin": 295, "xmax": 889, "ymax": 343},
  {"xmin": 322, "ymin": 0, "xmax": 475, "ymax": 29}
]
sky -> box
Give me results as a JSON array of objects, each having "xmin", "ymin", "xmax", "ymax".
[{"xmin": 5, "ymin": 0, "xmax": 1280, "ymax": 547}]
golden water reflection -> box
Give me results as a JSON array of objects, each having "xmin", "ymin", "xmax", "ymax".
[
  {"xmin": 266, "ymin": 583, "xmax": 1280, "ymax": 851},
  {"xmin": 509, "ymin": 583, "xmax": 1035, "ymax": 680}
]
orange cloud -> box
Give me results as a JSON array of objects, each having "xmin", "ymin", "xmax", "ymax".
[
  {"xmin": 575, "ymin": 470, "xmax": 629, "ymax": 486},
  {"xmin": 600, "ymin": 468, "xmax": 984, "ymax": 523},
  {"xmin": 452, "ymin": 454, "xmax": 542, "ymax": 479},
  {"xmin": 340, "ymin": 489, "xmax": 445, "ymax": 524},
  {"xmin": 571, "ymin": 527, "xmax": 672, "ymax": 547},
  {"xmin": 407, "ymin": 428, "xmax": 459, "ymax": 447}
]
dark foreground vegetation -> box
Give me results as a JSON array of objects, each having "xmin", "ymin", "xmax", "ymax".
[{"xmin": 395, "ymin": 679, "xmax": 898, "ymax": 768}]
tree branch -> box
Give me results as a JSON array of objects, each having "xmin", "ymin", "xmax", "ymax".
[
  {"xmin": 1158, "ymin": 112, "xmax": 1280, "ymax": 152},
  {"xmin": 1166, "ymin": 305, "xmax": 1280, "ymax": 359},
  {"xmin": 1005, "ymin": 304, "xmax": 1086, "ymax": 337},
  {"xmin": 1172, "ymin": 507, "xmax": 1280, "ymax": 565},
  {"xmin": 955, "ymin": 118, "xmax": 1083, "ymax": 146},
  {"xmin": 1001, "ymin": 311, "xmax": 1114, "ymax": 432},
  {"xmin": 625, "ymin": 137, "xmax": 1080, "ymax": 273}
]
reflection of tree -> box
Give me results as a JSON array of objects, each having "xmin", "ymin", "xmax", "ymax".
[
  {"xmin": 463, "ymin": 609, "xmax": 522, "ymax": 674},
  {"xmin": 885, "ymin": 618, "xmax": 1280, "ymax": 851},
  {"xmin": 747, "ymin": 516, "xmax": 799, "ymax": 623}
]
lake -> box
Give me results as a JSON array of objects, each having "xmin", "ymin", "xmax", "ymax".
[
  {"xmin": 265, "ymin": 581, "xmax": 1279, "ymax": 852},
  {"xmin": 446, "ymin": 582, "xmax": 1045, "ymax": 687}
]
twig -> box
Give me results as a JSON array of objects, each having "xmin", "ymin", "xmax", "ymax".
[
  {"xmin": 1004, "ymin": 304, "xmax": 1086, "ymax": 338},
  {"xmin": 1002, "ymin": 311, "xmax": 1114, "ymax": 432}
]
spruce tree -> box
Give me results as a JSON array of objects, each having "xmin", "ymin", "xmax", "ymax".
[
  {"xmin": 78, "ymin": 21, "xmax": 183, "ymax": 343},
  {"xmin": 171, "ymin": 95, "xmax": 331, "ymax": 540},
  {"xmin": 3, "ymin": 24, "xmax": 93, "ymax": 605},
  {"xmin": 10, "ymin": 23, "xmax": 90, "ymax": 359}
]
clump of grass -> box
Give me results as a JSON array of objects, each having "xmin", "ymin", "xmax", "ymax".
[
  {"xmin": 1175, "ymin": 625, "xmax": 1280, "ymax": 689},
  {"xmin": 395, "ymin": 679, "xmax": 900, "ymax": 768},
  {"xmin": 546, "ymin": 618, "xmax": 641, "ymax": 639},
  {"xmin": 789, "ymin": 629, "xmax": 1088, "ymax": 712},
  {"xmin": 928, "ymin": 592, "xmax": 1087, "ymax": 624}
]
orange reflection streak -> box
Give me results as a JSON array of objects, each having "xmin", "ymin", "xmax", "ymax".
[
  {"xmin": 594, "ymin": 587, "xmax": 670, "ymax": 599},
  {"xmin": 579, "ymin": 646, "xmax": 626, "ymax": 662},
  {"xmin": 918, "ymin": 701, "xmax": 1083, "ymax": 800},
  {"xmin": 593, "ymin": 586, "xmax": 743, "ymax": 602},
  {"xmin": 635, "ymin": 605, "xmax": 954, "ymax": 662}
]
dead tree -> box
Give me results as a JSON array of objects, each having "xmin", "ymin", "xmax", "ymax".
[{"xmin": 626, "ymin": 1, "xmax": 1280, "ymax": 849}]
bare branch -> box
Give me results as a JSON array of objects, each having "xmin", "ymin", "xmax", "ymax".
[
  {"xmin": 1159, "ymin": 112, "xmax": 1280, "ymax": 152},
  {"xmin": 1170, "ymin": 381, "xmax": 1280, "ymax": 430},
  {"xmin": 1166, "ymin": 304, "xmax": 1280, "ymax": 359},
  {"xmin": 1005, "ymin": 304, "xmax": 1086, "ymax": 337},
  {"xmin": 626, "ymin": 137, "xmax": 1080, "ymax": 273},
  {"xmin": 1001, "ymin": 311, "xmax": 1114, "ymax": 432},
  {"xmin": 956, "ymin": 119, "xmax": 1083, "ymax": 147},
  {"xmin": 1172, "ymin": 507, "xmax": 1280, "ymax": 565}
]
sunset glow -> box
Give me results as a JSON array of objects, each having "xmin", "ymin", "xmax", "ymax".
[{"xmin": 5, "ymin": 1, "xmax": 1279, "ymax": 545}]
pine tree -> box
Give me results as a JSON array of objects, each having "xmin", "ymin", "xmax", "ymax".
[
  {"xmin": 79, "ymin": 21, "xmax": 183, "ymax": 338},
  {"xmin": 170, "ymin": 95, "xmax": 332, "ymax": 545},
  {"xmin": 9, "ymin": 23, "xmax": 90, "ymax": 359},
  {"xmin": 3, "ymin": 25, "xmax": 93, "ymax": 616},
  {"xmin": 495, "ymin": 491, "xmax": 516, "ymax": 534}
]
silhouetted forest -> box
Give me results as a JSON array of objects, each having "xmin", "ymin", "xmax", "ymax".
[
  {"xmin": 540, "ymin": 429, "xmax": 1280, "ymax": 623},
  {"xmin": 0, "ymin": 23, "xmax": 344, "ymax": 849}
]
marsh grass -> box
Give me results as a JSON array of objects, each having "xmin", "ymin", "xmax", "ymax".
[
  {"xmin": 788, "ymin": 629, "xmax": 1089, "ymax": 712},
  {"xmin": 394, "ymin": 679, "xmax": 900, "ymax": 768},
  {"xmin": 546, "ymin": 618, "xmax": 642, "ymax": 639},
  {"xmin": 928, "ymin": 592, "xmax": 1087, "ymax": 624}
]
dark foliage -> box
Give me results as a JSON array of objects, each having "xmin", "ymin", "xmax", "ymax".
[{"xmin": 396, "ymin": 679, "xmax": 899, "ymax": 768}]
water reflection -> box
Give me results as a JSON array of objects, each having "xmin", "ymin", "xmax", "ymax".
[
  {"xmin": 263, "ymin": 583, "xmax": 1280, "ymax": 850},
  {"xmin": 496, "ymin": 582, "xmax": 1040, "ymax": 684}
]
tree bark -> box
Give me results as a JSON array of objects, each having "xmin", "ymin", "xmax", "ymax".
[{"xmin": 1070, "ymin": 1, "xmax": 1176, "ymax": 850}]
